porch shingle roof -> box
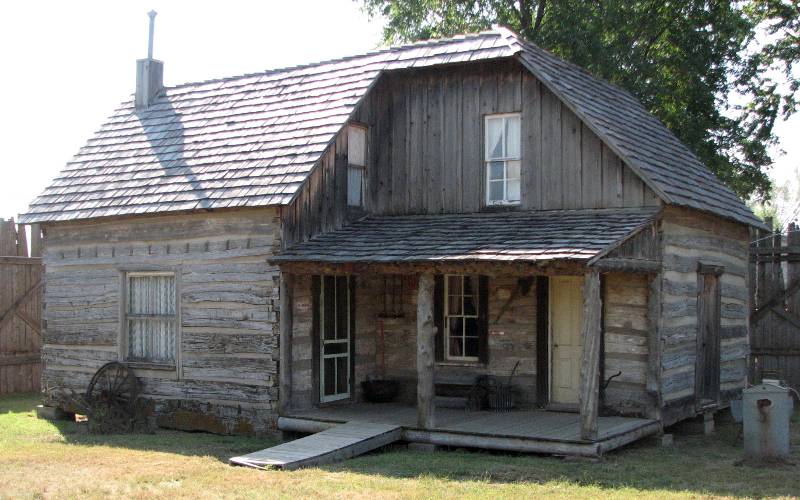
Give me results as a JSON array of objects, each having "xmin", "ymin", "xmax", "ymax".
[{"xmin": 272, "ymin": 208, "xmax": 659, "ymax": 264}]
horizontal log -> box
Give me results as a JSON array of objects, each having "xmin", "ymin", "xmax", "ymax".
[{"xmin": 0, "ymin": 256, "xmax": 42, "ymax": 265}]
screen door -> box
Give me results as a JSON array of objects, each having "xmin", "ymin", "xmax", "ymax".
[{"xmin": 320, "ymin": 276, "xmax": 351, "ymax": 403}]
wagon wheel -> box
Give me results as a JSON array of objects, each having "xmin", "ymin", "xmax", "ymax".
[{"xmin": 85, "ymin": 362, "xmax": 139, "ymax": 411}]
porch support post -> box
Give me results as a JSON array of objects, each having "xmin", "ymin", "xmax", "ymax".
[
  {"xmin": 278, "ymin": 271, "xmax": 293, "ymax": 415},
  {"xmin": 579, "ymin": 268, "xmax": 602, "ymax": 440},
  {"xmin": 416, "ymin": 273, "xmax": 436, "ymax": 429},
  {"xmin": 645, "ymin": 272, "xmax": 663, "ymax": 420}
]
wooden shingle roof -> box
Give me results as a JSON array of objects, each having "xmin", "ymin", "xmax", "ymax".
[
  {"xmin": 271, "ymin": 208, "xmax": 660, "ymax": 264},
  {"xmin": 21, "ymin": 28, "xmax": 760, "ymax": 227}
]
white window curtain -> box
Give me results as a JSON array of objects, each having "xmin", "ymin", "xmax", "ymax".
[{"xmin": 127, "ymin": 273, "xmax": 176, "ymax": 363}]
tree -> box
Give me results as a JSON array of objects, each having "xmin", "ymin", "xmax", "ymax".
[{"xmin": 360, "ymin": 0, "xmax": 798, "ymax": 201}]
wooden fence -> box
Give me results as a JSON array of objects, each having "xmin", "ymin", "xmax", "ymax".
[
  {"xmin": 750, "ymin": 221, "xmax": 800, "ymax": 390},
  {"xmin": 0, "ymin": 219, "xmax": 43, "ymax": 394}
]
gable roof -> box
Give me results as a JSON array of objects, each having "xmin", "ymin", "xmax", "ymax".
[
  {"xmin": 20, "ymin": 27, "xmax": 761, "ymax": 228},
  {"xmin": 272, "ymin": 208, "xmax": 660, "ymax": 264}
]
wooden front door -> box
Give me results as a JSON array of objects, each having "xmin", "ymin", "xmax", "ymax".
[
  {"xmin": 319, "ymin": 276, "xmax": 352, "ymax": 403},
  {"xmin": 696, "ymin": 269, "xmax": 721, "ymax": 407},
  {"xmin": 549, "ymin": 276, "xmax": 584, "ymax": 405}
]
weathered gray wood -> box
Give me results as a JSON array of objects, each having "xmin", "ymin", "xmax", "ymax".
[
  {"xmin": 417, "ymin": 273, "xmax": 436, "ymax": 429},
  {"xmin": 593, "ymin": 258, "xmax": 660, "ymax": 273},
  {"xmin": 646, "ymin": 273, "xmax": 662, "ymax": 418},
  {"xmin": 279, "ymin": 272, "xmax": 293, "ymax": 415},
  {"xmin": 579, "ymin": 269, "xmax": 601, "ymax": 440},
  {"xmin": 231, "ymin": 421, "xmax": 402, "ymax": 470}
]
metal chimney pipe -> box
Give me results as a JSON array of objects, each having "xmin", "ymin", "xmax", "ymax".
[{"xmin": 147, "ymin": 10, "xmax": 157, "ymax": 59}]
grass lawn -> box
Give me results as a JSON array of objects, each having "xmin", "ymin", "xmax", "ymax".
[{"xmin": 1, "ymin": 393, "xmax": 799, "ymax": 499}]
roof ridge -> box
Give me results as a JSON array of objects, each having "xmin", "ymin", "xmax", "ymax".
[{"xmin": 164, "ymin": 29, "xmax": 504, "ymax": 92}]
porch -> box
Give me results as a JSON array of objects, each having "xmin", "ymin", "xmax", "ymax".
[
  {"xmin": 272, "ymin": 208, "xmax": 664, "ymax": 458},
  {"xmin": 281, "ymin": 402, "xmax": 660, "ymax": 457}
]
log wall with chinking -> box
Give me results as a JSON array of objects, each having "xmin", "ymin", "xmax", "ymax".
[
  {"xmin": 659, "ymin": 206, "xmax": 750, "ymax": 425},
  {"xmin": 41, "ymin": 208, "xmax": 281, "ymax": 434},
  {"xmin": 288, "ymin": 271, "xmax": 650, "ymax": 415}
]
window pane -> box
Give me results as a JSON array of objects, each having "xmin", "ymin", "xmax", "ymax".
[
  {"xmin": 335, "ymin": 276, "xmax": 349, "ymax": 340},
  {"xmin": 336, "ymin": 356, "xmax": 349, "ymax": 394},
  {"xmin": 507, "ymin": 178, "xmax": 521, "ymax": 202},
  {"xmin": 489, "ymin": 161, "xmax": 505, "ymax": 181},
  {"xmin": 505, "ymin": 116, "xmax": 521, "ymax": 159},
  {"xmin": 348, "ymin": 125, "xmax": 366, "ymax": 166},
  {"xmin": 347, "ymin": 166, "xmax": 363, "ymax": 206},
  {"xmin": 324, "ymin": 358, "xmax": 336, "ymax": 396},
  {"xmin": 129, "ymin": 275, "xmax": 175, "ymax": 315},
  {"xmin": 465, "ymin": 317, "xmax": 479, "ymax": 338},
  {"xmin": 323, "ymin": 276, "xmax": 336, "ymax": 340},
  {"xmin": 506, "ymin": 160, "xmax": 521, "ymax": 180},
  {"xmin": 464, "ymin": 294, "xmax": 477, "ymax": 316},
  {"xmin": 486, "ymin": 117, "xmax": 504, "ymax": 159},
  {"xmin": 448, "ymin": 294, "xmax": 462, "ymax": 315},
  {"xmin": 128, "ymin": 319, "xmax": 175, "ymax": 362},
  {"xmin": 324, "ymin": 342, "xmax": 348, "ymax": 355},
  {"xmin": 447, "ymin": 275, "xmax": 462, "ymax": 294},
  {"xmin": 489, "ymin": 180, "xmax": 504, "ymax": 202},
  {"xmin": 463, "ymin": 276, "xmax": 475, "ymax": 296},
  {"xmin": 449, "ymin": 336, "xmax": 464, "ymax": 357},
  {"xmin": 464, "ymin": 337, "xmax": 479, "ymax": 358},
  {"xmin": 448, "ymin": 317, "xmax": 464, "ymax": 339}
]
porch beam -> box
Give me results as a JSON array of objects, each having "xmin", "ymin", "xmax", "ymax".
[
  {"xmin": 579, "ymin": 269, "xmax": 602, "ymax": 440},
  {"xmin": 278, "ymin": 272, "xmax": 294, "ymax": 415},
  {"xmin": 417, "ymin": 273, "xmax": 436, "ymax": 429},
  {"xmin": 592, "ymin": 258, "xmax": 660, "ymax": 273}
]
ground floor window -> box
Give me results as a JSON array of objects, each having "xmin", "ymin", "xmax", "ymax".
[
  {"xmin": 444, "ymin": 274, "xmax": 480, "ymax": 361},
  {"xmin": 125, "ymin": 272, "xmax": 177, "ymax": 364}
]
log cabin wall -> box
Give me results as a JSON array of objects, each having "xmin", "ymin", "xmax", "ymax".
[
  {"xmin": 41, "ymin": 208, "xmax": 281, "ymax": 434},
  {"xmin": 289, "ymin": 270, "xmax": 651, "ymax": 415},
  {"xmin": 659, "ymin": 206, "xmax": 750, "ymax": 426},
  {"xmin": 282, "ymin": 59, "xmax": 661, "ymax": 248}
]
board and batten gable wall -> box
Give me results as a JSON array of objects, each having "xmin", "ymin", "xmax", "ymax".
[
  {"xmin": 281, "ymin": 59, "xmax": 661, "ymax": 248},
  {"xmin": 352, "ymin": 59, "xmax": 661, "ymax": 215},
  {"xmin": 659, "ymin": 206, "xmax": 750, "ymax": 426},
  {"xmin": 41, "ymin": 209, "xmax": 281, "ymax": 435}
]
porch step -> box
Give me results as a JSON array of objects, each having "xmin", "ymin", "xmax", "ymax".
[{"xmin": 229, "ymin": 421, "xmax": 402, "ymax": 470}]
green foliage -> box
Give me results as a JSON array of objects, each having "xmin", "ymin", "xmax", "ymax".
[{"xmin": 360, "ymin": 0, "xmax": 800, "ymax": 201}]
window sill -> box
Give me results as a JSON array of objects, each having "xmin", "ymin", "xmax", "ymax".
[
  {"xmin": 482, "ymin": 204, "xmax": 520, "ymax": 212},
  {"xmin": 124, "ymin": 361, "xmax": 176, "ymax": 371},
  {"xmin": 436, "ymin": 361, "xmax": 485, "ymax": 368}
]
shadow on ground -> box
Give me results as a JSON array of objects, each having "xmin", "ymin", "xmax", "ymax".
[{"xmin": 5, "ymin": 392, "xmax": 800, "ymax": 497}]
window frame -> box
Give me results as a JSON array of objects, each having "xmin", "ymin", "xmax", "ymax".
[
  {"xmin": 347, "ymin": 123, "xmax": 368, "ymax": 208},
  {"xmin": 443, "ymin": 274, "xmax": 481, "ymax": 362},
  {"xmin": 484, "ymin": 113, "xmax": 522, "ymax": 207},
  {"xmin": 122, "ymin": 270, "xmax": 179, "ymax": 368}
]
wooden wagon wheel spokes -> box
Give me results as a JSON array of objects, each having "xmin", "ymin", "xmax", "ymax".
[{"xmin": 86, "ymin": 362, "xmax": 140, "ymax": 410}]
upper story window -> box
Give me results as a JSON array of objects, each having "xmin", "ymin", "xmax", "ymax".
[
  {"xmin": 347, "ymin": 124, "xmax": 367, "ymax": 207},
  {"xmin": 485, "ymin": 113, "xmax": 521, "ymax": 206},
  {"xmin": 125, "ymin": 272, "xmax": 177, "ymax": 364}
]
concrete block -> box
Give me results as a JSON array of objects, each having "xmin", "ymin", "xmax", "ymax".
[{"xmin": 35, "ymin": 405, "xmax": 72, "ymax": 421}]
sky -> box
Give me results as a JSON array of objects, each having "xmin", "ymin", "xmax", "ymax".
[{"xmin": 0, "ymin": 0, "xmax": 797, "ymax": 221}]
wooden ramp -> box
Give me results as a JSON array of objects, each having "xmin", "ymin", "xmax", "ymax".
[{"xmin": 230, "ymin": 421, "xmax": 402, "ymax": 470}]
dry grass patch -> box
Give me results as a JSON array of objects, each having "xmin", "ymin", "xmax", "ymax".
[{"xmin": 1, "ymin": 393, "xmax": 799, "ymax": 499}]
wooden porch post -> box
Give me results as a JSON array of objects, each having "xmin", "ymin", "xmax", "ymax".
[
  {"xmin": 417, "ymin": 273, "xmax": 436, "ymax": 429},
  {"xmin": 579, "ymin": 269, "xmax": 602, "ymax": 440},
  {"xmin": 278, "ymin": 272, "xmax": 293, "ymax": 415}
]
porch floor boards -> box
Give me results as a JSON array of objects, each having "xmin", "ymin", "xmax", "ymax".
[{"xmin": 281, "ymin": 403, "xmax": 660, "ymax": 456}]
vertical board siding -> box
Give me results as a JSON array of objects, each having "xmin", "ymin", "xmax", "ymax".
[
  {"xmin": 41, "ymin": 209, "xmax": 281, "ymax": 434},
  {"xmin": 659, "ymin": 206, "xmax": 750, "ymax": 426},
  {"xmin": 283, "ymin": 59, "xmax": 660, "ymax": 246}
]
